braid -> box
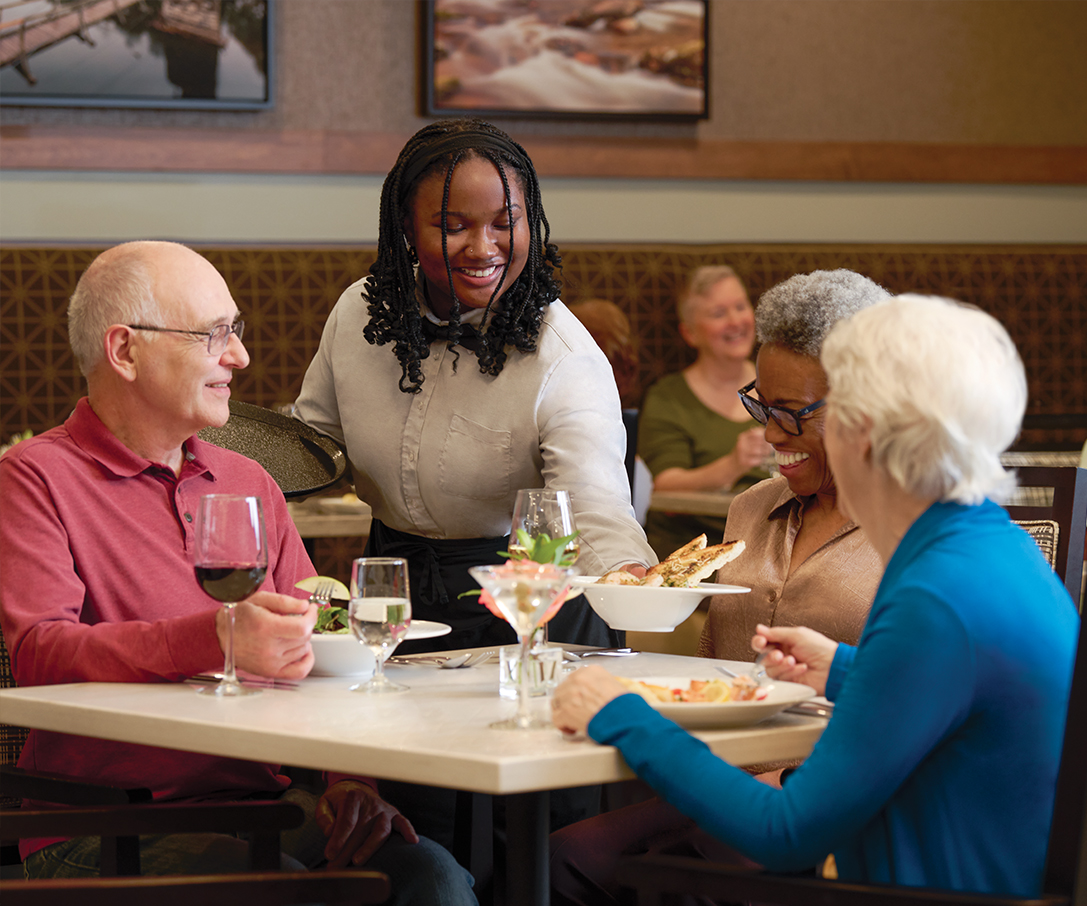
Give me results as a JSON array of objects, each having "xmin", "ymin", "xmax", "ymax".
[{"xmin": 364, "ymin": 118, "xmax": 562, "ymax": 392}]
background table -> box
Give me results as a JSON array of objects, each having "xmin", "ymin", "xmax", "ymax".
[{"xmin": 0, "ymin": 650, "xmax": 826, "ymax": 905}]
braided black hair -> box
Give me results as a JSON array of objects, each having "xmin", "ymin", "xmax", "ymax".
[{"xmin": 363, "ymin": 118, "xmax": 562, "ymax": 393}]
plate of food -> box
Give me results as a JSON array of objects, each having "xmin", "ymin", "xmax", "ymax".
[
  {"xmin": 617, "ymin": 675, "xmax": 815, "ymax": 729},
  {"xmin": 570, "ymin": 535, "xmax": 750, "ymax": 631}
]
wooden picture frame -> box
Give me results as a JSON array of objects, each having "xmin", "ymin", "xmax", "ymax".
[
  {"xmin": 424, "ymin": 0, "xmax": 708, "ymax": 120},
  {"xmin": 0, "ymin": 0, "xmax": 273, "ymax": 110}
]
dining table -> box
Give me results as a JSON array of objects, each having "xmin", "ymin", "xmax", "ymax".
[
  {"xmin": 648, "ymin": 489, "xmax": 738, "ymax": 518},
  {"xmin": 0, "ymin": 648, "xmax": 827, "ymax": 906}
]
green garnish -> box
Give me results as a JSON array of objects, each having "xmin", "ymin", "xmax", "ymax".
[
  {"xmin": 503, "ymin": 529, "xmax": 579, "ymax": 567},
  {"xmin": 314, "ymin": 604, "xmax": 349, "ymax": 634}
]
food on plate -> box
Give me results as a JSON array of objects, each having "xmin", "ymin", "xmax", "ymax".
[
  {"xmin": 597, "ymin": 535, "xmax": 745, "ymax": 588},
  {"xmin": 294, "ymin": 575, "xmax": 350, "ymax": 633},
  {"xmin": 617, "ymin": 674, "xmax": 761, "ymax": 703}
]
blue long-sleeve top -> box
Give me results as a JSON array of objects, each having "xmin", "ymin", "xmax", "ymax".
[{"xmin": 590, "ymin": 500, "xmax": 1078, "ymax": 896}]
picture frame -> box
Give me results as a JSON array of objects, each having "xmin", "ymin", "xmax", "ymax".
[
  {"xmin": 423, "ymin": 0, "xmax": 708, "ymax": 120},
  {"xmin": 0, "ymin": 0, "xmax": 273, "ymax": 110}
]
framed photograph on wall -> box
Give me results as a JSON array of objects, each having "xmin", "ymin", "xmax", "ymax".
[
  {"xmin": 424, "ymin": 0, "xmax": 708, "ymax": 120},
  {"xmin": 0, "ymin": 0, "xmax": 273, "ymax": 109}
]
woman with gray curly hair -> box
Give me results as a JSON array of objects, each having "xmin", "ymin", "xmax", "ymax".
[
  {"xmin": 552, "ymin": 294, "xmax": 1075, "ymax": 901},
  {"xmin": 697, "ymin": 269, "xmax": 890, "ymax": 662}
]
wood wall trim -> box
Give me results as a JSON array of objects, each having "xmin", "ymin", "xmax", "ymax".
[{"xmin": 2, "ymin": 125, "xmax": 1085, "ymax": 184}]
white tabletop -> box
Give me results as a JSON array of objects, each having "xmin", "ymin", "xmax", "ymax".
[{"xmin": 0, "ymin": 650, "xmax": 823, "ymax": 794}]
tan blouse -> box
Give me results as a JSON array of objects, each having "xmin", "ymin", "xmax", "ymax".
[{"xmin": 697, "ymin": 475, "xmax": 883, "ymax": 662}]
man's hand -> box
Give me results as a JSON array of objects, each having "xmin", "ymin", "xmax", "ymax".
[
  {"xmin": 220, "ymin": 591, "xmax": 317, "ymax": 679},
  {"xmin": 752, "ymin": 623, "xmax": 837, "ymax": 696},
  {"xmin": 316, "ymin": 780, "xmax": 418, "ymax": 869},
  {"xmin": 551, "ymin": 665, "xmax": 629, "ymax": 737}
]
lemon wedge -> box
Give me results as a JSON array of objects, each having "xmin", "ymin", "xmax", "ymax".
[{"xmin": 294, "ymin": 575, "xmax": 350, "ymax": 601}]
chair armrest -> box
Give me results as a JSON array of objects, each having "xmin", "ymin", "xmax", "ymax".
[
  {"xmin": 0, "ymin": 764, "xmax": 151, "ymax": 805},
  {"xmin": 2, "ymin": 801, "xmax": 305, "ymax": 875},
  {"xmin": 0, "ymin": 869, "xmax": 391, "ymax": 906},
  {"xmin": 616, "ymin": 854, "xmax": 1065, "ymax": 906}
]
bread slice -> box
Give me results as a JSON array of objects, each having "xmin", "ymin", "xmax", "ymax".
[{"xmin": 645, "ymin": 539, "xmax": 746, "ymax": 587}]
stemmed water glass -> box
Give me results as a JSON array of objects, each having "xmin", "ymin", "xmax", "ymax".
[
  {"xmin": 348, "ymin": 557, "xmax": 412, "ymax": 693},
  {"xmin": 510, "ymin": 489, "xmax": 579, "ymax": 566},
  {"xmin": 470, "ymin": 561, "xmax": 575, "ymax": 730},
  {"xmin": 193, "ymin": 494, "xmax": 268, "ymax": 697}
]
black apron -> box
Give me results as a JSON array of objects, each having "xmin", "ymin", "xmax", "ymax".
[{"xmin": 364, "ymin": 519, "xmax": 621, "ymax": 655}]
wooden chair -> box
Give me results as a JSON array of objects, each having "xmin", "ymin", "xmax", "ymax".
[
  {"xmin": 1005, "ymin": 466, "xmax": 1087, "ymax": 607},
  {"xmin": 616, "ymin": 613, "xmax": 1087, "ymax": 906},
  {"xmin": 0, "ymin": 785, "xmax": 307, "ymax": 876}
]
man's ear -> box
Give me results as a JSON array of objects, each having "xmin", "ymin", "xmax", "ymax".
[{"xmin": 103, "ymin": 325, "xmax": 139, "ymax": 383}]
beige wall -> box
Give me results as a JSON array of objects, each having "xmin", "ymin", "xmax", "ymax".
[{"xmin": 2, "ymin": 0, "xmax": 1085, "ymax": 245}]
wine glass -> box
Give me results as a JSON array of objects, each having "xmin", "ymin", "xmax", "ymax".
[
  {"xmin": 510, "ymin": 489, "xmax": 579, "ymax": 565},
  {"xmin": 510, "ymin": 489, "xmax": 578, "ymax": 647},
  {"xmin": 348, "ymin": 557, "xmax": 412, "ymax": 693},
  {"xmin": 193, "ymin": 494, "xmax": 268, "ymax": 697},
  {"xmin": 469, "ymin": 561, "xmax": 575, "ymax": 729}
]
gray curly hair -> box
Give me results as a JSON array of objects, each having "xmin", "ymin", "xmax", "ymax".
[{"xmin": 756, "ymin": 269, "xmax": 890, "ymax": 357}]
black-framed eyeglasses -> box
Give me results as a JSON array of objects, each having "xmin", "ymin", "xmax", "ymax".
[
  {"xmin": 738, "ymin": 380, "xmax": 826, "ymax": 436},
  {"xmin": 127, "ymin": 319, "xmax": 245, "ymax": 355}
]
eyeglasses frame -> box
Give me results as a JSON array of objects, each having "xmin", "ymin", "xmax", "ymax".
[
  {"xmin": 737, "ymin": 380, "xmax": 826, "ymax": 436},
  {"xmin": 127, "ymin": 319, "xmax": 245, "ymax": 355}
]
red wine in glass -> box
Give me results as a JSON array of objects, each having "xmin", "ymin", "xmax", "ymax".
[
  {"xmin": 194, "ymin": 495, "xmax": 268, "ymax": 696},
  {"xmin": 195, "ymin": 566, "xmax": 268, "ymax": 603}
]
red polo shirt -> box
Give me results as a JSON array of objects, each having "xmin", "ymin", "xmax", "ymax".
[{"xmin": 0, "ymin": 399, "xmax": 315, "ymax": 855}]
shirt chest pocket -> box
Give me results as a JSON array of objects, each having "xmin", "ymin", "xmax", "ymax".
[{"xmin": 438, "ymin": 414, "xmax": 512, "ymax": 500}]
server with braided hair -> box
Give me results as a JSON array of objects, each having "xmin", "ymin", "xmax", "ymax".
[{"xmin": 297, "ymin": 119, "xmax": 655, "ymax": 659}]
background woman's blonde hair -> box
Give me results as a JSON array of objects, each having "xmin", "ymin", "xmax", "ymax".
[
  {"xmin": 821, "ymin": 294, "xmax": 1026, "ymax": 504},
  {"xmin": 677, "ymin": 265, "xmax": 743, "ymax": 324}
]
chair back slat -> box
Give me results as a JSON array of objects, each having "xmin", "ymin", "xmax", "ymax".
[{"xmin": 1004, "ymin": 467, "xmax": 1087, "ymax": 607}]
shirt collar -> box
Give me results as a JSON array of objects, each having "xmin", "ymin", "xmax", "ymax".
[{"xmin": 67, "ymin": 397, "xmax": 216, "ymax": 482}]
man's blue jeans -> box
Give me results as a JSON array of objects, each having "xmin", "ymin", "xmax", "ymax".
[{"xmin": 23, "ymin": 787, "xmax": 477, "ymax": 906}]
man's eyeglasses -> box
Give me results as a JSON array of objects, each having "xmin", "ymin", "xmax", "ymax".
[
  {"xmin": 127, "ymin": 320, "xmax": 245, "ymax": 355},
  {"xmin": 737, "ymin": 380, "xmax": 825, "ymax": 436}
]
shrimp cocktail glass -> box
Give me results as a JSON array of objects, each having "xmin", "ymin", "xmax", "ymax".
[
  {"xmin": 469, "ymin": 560, "xmax": 575, "ymax": 729},
  {"xmin": 349, "ymin": 557, "xmax": 412, "ymax": 693}
]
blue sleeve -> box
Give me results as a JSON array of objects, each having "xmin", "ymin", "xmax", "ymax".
[
  {"xmin": 826, "ymin": 643, "xmax": 856, "ymax": 701},
  {"xmin": 590, "ymin": 589, "xmax": 976, "ymax": 872}
]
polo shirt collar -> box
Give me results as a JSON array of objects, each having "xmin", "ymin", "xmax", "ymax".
[{"xmin": 67, "ymin": 397, "xmax": 216, "ymax": 481}]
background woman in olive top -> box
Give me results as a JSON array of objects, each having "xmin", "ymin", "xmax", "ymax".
[{"xmin": 638, "ymin": 266, "xmax": 772, "ymax": 560}]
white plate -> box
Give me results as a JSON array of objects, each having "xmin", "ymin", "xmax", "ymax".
[
  {"xmin": 570, "ymin": 578, "xmax": 750, "ymax": 632},
  {"xmin": 625, "ymin": 676, "xmax": 815, "ymax": 729},
  {"xmin": 407, "ymin": 620, "xmax": 452, "ymax": 641}
]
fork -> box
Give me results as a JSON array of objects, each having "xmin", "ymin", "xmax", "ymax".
[{"xmin": 308, "ymin": 579, "xmax": 337, "ymax": 608}]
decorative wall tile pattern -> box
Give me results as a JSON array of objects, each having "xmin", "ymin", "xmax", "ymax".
[{"xmin": 3, "ymin": 245, "xmax": 1084, "ymax": 452}]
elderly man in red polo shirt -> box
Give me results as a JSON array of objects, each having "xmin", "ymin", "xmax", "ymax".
[{"xmin": 0, "ymin": 241, "xmax": 476, "ymax": 904}]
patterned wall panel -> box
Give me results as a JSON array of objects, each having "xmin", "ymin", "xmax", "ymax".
[{"xmin": 3, "ymin": 245, "xmax": 1084, "ymax": 452}]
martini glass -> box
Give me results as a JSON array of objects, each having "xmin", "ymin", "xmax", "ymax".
[{"xmin": 469, "ymin": 561, "xmax": 575, "ymax": 730}]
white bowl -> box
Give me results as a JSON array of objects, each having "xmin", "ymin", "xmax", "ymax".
[
  {"xmin": 309, "ymin": 633, "xmax": 375, "ymax": 677},
  {"xmin": 571, "ymin": 578, "xmax": 750, "ymax": 632}
]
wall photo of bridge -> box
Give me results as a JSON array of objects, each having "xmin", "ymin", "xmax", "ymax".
[{"xmin": 0, "ymin": 0, "xmax": 271, "ymax": 109}]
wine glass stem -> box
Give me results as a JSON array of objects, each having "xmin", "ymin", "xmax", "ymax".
[
  {"xmin": 516, "ymin": 631, "xmax": 533, "ymax": 728},
  {"xmin": 372, "ymin": 646, "xmax": 388, "ymax": 685},
  {"xmin": 222, "ymin": 602, "xmax": 239, "ymax": 686}
]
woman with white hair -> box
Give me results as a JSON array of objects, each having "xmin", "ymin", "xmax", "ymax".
[{"xmin": 551, "ymin": 295, "xmax": 1077, "ymax": 900}]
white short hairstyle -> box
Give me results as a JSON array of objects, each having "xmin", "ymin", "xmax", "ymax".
[
  {"xmin": 68, "ymin": 242, "xmax": 171, "ymax": 376},
  {"xmin": 821, "ymin": 294, "xmax": 1026, "ymax": 505}
]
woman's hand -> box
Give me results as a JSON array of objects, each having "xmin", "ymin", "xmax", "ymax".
[
  {"xmin": 752, "ymin": 623, "xmax": 837, "ymax": 696},
  {"xmin": 551, "ymin": 665, "xmax": 629, "ymax": 737},
  {"xmin": 732, "ymin": 426, "xmax": 773, "ymax": 472},
  {"xmin": 316, "ymin": 780, "xmax": 419, "ymax": 869}
]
